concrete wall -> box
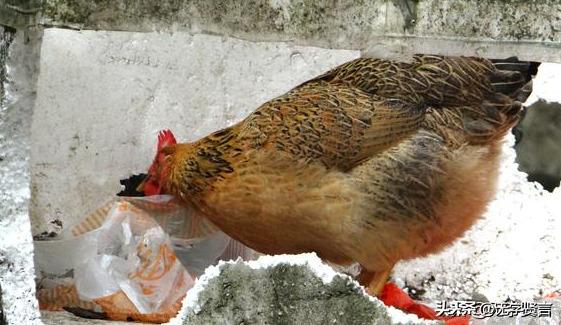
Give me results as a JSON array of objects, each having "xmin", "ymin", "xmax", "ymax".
[
  {"xmin": 39, "ymin": 0, "xmax": 561, "ymax": 62},
  {"xmin": 3, "ymin": 0, "xmax": 561, "ymax": 62}
]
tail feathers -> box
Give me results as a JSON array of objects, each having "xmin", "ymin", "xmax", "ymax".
[{"xmin": 489, "ymin": 57, "xmax": 539, "ymax": 103}]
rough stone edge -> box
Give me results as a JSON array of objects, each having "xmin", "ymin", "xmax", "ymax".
[
  {"xmin": 167, "ymin": 253, "xmax": 440, "ymax": 325},
  {"xmin": 2, "ymin": 1, "xmax": 561, "ymax": 62},
  {"xmin": 362, "ymin": 35, "xmax": 561, "ymax": 63},
  {"xmin": 0, "ymin": 25, "xmax": 13, "ymax": 105},
  {"xmin": 0, "ymin": 26, "xmax": 43, "ymax": 325},
  {"xmin": 0, "ymin": 0, "xmax": 41, "ymax": 29},
  {"xmin": 35, "ymin": 0, "xmax": 561, "ymax": 62}
]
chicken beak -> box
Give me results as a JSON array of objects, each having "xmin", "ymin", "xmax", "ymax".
[{"xmin": 136, "ymin": 176, "xmax": 148, "ymax": 193}]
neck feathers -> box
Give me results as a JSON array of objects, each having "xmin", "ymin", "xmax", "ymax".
[{"xmin": 166, "ymin": 127, "xmax": 238, "ymax": 200}]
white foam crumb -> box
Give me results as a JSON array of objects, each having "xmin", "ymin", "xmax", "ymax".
[
  {"xmin": 243, "ymin": 253, "xmax": 339, "ymax": 284},
  {"xmin": 168, "ymin": 253, "xmax": 433, "ymax": 324},
  {"xmin": 0, "ymin": 29, "xmax": 42, "ymax": 325},
  {"xmin": 525, "ymin": 63, "xmax": 561, "ymax": 106},
  {"xmin": 385, "ymin": 306, "xmax": 438, "ymax": 325}
]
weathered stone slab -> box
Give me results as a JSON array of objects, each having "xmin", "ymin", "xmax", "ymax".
[
  {"xmin": 0, "ymin": 0, "xmax": 41, "ymax": 29},
  {"xmin": 169, "ymin": 254, "xmax": 436, "ymax": 325},
  {"xmin": 33, "ymin": 0, "xmax": 561, "ymax": 62},
  {"xmin": 0, "ymin": 27, "xmax": 42, "ymax": 325}
]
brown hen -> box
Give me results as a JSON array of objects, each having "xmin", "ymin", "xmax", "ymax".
[{"xmin": 139, "ymin": 55, "xmax": 534, "ymax": 296}]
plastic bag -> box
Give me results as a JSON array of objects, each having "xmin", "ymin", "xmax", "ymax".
[{"xmin": 35, "ymin": 195, "xmax": 251, "ymax": 322}]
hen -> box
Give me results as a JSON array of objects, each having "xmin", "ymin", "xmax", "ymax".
[{"xmin": 139, "ymin": 55, "xmax": 534, "ymax": 298}]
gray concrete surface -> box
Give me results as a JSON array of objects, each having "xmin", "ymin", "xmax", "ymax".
[
  {"xmin": 2, "ymin": 1, "xmax": 561, "ymax": 62},
  {"xmin": 37, "ymin": 0, "xmax": 561, "ymax": 63},
  {"xmin": 171, "ymin": 254, "xmax": 435, "ymax": 325},
  {"xmin": 0, "ymin": 27, "xmax": 42, "ymax": 325},
  {"xmin": 0, "ymin": 0, "xmax": 40, "ymax": 29}
]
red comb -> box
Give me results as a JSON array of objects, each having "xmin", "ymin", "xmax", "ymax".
[{"xmin": 157, "ymin": 129, "xmax": 177, "ymax": 150}]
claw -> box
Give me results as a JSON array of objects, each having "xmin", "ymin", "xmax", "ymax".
[{"xmin": 380, "ymin": 283, "xmax": 470, "ymax": 325}]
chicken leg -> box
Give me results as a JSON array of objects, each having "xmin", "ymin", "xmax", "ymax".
[{"xmin": 357, "ymin": 266, "xmax": 394, "ymax": 296}]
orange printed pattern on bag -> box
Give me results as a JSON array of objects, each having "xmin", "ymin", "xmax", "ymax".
[{"xmin": 37, "ymin": 284, "xmax": 98, "ymax": 312}]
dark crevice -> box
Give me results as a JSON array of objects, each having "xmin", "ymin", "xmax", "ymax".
[
  {"xmin": 0, "ymin": 25, "xmax": 15, "ymax": 106},
  {"xmin": 0, "ymin": 282, "xmax": 5, "ymax": 325},
  {"xmin": 513, "ymin": 99, "xmax": 561, "ymax": 192}
]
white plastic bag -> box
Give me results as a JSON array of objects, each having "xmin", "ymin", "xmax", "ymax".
[
  {"xmin": 35, "ymin": 195, "xmax": 246, "ymax": 321},
  {"xmin": 74, "ymin": 201, "xmax": 191, "ymax": 313}
]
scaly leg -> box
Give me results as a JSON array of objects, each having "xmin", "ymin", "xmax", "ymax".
[{"xmin": 357, "ymin": 267, "xmax": 393, "ymax": 296}]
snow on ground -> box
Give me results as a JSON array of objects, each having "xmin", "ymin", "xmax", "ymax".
[
  {"xmin": 525, "ymin": 63, "xmax": 561, "ymax": 106},
  {"xmin": 0, "ymin": 29, "xmax": 42, "ymax": 325}
]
